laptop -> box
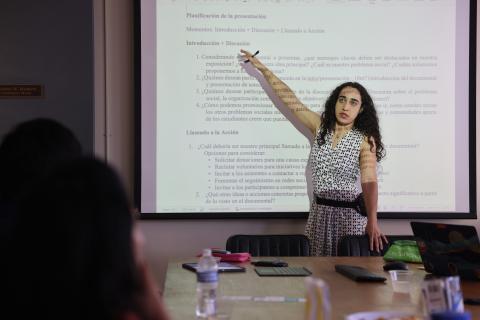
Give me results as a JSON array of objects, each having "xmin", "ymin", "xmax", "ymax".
[{"xmin": 410, "ymin": 222, "xmax": 480, "ymax": 281}]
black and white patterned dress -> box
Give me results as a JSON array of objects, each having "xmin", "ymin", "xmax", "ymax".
[{"xmin": 305, "ymin": 127, "xmax": 368, "ymax": 256}]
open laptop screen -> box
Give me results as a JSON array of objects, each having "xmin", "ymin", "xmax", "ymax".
[{"xmin": 410, "ymin": 222, "xmax": 480, "ymax": 280}]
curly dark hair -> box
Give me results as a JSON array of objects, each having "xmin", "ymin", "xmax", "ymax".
[{"xmin": 317, "ymin": 82, "xmax": 385, "ymax": 162}]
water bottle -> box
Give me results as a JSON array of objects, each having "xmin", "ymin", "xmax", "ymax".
[{"xmin": 195, "ymin": 248, "xmax": 218, "ymax": 318}]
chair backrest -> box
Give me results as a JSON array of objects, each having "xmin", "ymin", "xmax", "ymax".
[
  {"xmin": 226, "ymin": 234, "xmax": 310, "ymax": 256},
  {"xmin": 337, "ymin": 234, "xmax": 416, "ymax": 257}
]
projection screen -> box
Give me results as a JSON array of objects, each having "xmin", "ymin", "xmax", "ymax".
[{"xmin": 136, "ymin": 0, "xmax": 476, "ymax": 218}]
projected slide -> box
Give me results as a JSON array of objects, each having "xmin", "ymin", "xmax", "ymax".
[{"xmin": 140, "ymin": 0, "xmax": 472, "ymax": 216}]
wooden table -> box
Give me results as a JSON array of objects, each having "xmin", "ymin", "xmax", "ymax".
[{"xmin": 163, "ymin": 257, "xmax": 480, "ymax": 319}]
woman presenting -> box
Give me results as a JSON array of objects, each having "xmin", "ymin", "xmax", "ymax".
[{"xmin": 240, "ymin": 49, "xmax": 388, "ymax": 255}]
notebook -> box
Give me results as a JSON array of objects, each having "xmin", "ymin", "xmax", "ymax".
[
  {"xmin": 410, "ymin": 222, "xmax": 480, "ymax": 280},
  {"xmin": 254, "ymin": 266, "xmax": 312, "ymax": 277}
]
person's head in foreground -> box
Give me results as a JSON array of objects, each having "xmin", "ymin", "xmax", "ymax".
[
  {"xmin": 0, "ymin": 118, "xmax": 82, "ymax": 202},
  {"xmin": 3, "ymin": 157, "xmax": 169, "ymax": 320}
]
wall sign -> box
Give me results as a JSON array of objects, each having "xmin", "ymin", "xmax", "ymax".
[{"xmin": 0, "ymin": 85, "xmax": 44, "ymax": 98}]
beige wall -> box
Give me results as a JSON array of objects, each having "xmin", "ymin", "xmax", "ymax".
[{"xmin": 95, "ymin": 0, "xmax": 480, "ymax": 286}]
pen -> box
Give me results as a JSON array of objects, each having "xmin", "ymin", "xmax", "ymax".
[
  {"xmin": 221, "ymin": 295, "xmax": 305, "ymax": 303},
  {"xmin": 244, "ymin": 50, "xmax": 260, "ymax": 63}
]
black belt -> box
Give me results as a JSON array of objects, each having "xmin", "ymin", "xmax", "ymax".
[{"xmin": 315, "ymin": 193, "xmax": 367, "ymax": 217}]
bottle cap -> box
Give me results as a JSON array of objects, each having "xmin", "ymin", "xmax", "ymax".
[
  {"xmin": 431, "ymin": 311, "xmax": 472, "ymax": 320},
  {"xmin": 203, "ymin": 248, "xmax": 212, "ymax": 256}
]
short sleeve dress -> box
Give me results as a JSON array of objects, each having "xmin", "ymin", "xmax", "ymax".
[{"xmin": 305, "ymin": 127, "xmax": 368, "ymax": 256}]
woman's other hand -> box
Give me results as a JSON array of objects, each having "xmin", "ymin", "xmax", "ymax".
[{"xmin": 365, "ymin": 220, "xmax": 388, "ymax": 252}]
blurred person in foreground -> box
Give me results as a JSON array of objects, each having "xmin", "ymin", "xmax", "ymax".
[{"xmin": 3, "ymin": 157, "xmax": 170, "ymax": 320}]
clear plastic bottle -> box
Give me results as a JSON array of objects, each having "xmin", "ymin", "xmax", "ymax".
[{"xmin": 195, "ymin": 248, "xmax": 218, "ymax": 318}]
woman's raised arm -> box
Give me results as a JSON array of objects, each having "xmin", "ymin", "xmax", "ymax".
[{"xmin": 241, "ymin": 49, "xmax": 321, "ymax": 136}]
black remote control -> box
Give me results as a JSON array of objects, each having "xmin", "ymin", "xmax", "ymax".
[{"xmin": 335, "ymin": 264, "xmax": 387, "ymax": 282}]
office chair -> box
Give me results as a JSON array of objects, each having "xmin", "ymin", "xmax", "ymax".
[
  {"xmin": 337, "ymin": 234, "xmax": 416, "ymax": 257},
  {"xmin": 226, "ymin": 234, "xmax": 310, "ymax": 256}
]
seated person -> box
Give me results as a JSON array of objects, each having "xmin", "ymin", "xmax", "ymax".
[{"xmin": 3, "ymin": 157, "xmax": 169, "ymax": 320}]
